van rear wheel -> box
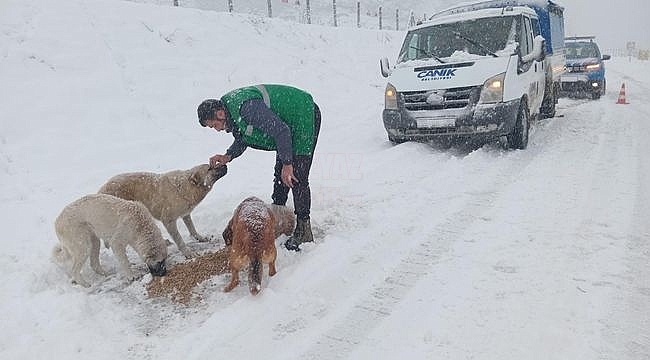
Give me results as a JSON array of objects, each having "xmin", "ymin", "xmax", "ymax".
[
  {"xmin": 506, "ymin": 100, "xmax": 529, "ymax": 150},
  {"xmin": 541, "ymin": 84, "xmax": 557, "ymax": 119}
]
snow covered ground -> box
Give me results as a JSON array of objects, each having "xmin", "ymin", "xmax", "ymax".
[{"xmin": 1, "ymin": 1, "xmax": 649, "ymax": 359}]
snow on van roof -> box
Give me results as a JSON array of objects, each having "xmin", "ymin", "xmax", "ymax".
[
  {"xmin": 433, "ymin": 0, "xmax": 563, "ymax": 20},
  {"xmin": 417, "ymin": 6, "xmax": 535, "ymax": 28}
]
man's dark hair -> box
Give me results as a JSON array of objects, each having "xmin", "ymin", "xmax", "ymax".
[{"xmin": 197, "ymin": 99, "xmax": 224, "ymax": 127}]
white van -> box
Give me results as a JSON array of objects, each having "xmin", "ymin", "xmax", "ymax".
[{"xmin": 380, "ymin": 0, "xmax": 565, "ymax": 149}]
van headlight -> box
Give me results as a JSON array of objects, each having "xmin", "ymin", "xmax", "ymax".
[
  {"xmin": 479, "ymin": 73, "xmax": 505, "ymax": 104},
  {"xmin": 385, "ymin": 83, "xmax": 398, "ymax": 110}
]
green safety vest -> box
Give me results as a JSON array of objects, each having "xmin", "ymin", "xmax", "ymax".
[{"xmin": 220, "ymin": 84, "xmax": 315, "ymax": 156}]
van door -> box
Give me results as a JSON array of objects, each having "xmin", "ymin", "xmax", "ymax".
[{"xmin": 517, "ymin": 15, "xmax": 545, "ymax": 116}]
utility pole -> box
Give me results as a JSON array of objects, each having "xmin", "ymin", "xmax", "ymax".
[
  {"xmin": 357, "ymin": 2, "xmax": 361, "ymax": 28},
  {"xmin": 396, "ymin": 9, "xmax": 399, "ymax": 30}
]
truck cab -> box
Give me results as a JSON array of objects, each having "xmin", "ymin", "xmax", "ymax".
[
  {"xmin": 560, "ymin": 36, "xmax": 610, "ymax": 100},
  {"xmin": 380, "ymin": 0, "xmax": 565, "ymax": 149}
]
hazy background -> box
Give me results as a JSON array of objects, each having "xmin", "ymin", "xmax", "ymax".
[
  {"xmin": 560, "ymin": 0, "xmax": 650, "ymax": 52},
  {"xmin": 157, "ymin": 0, "xmax": 650, "ymax": 51}
]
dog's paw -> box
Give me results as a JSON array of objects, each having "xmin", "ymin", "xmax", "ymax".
[
  {"xmin": 72, "ymin": 278, "xmax": 91, "ymax": 288},
  {"xmin": 181, "ymin": 249, "xmax": 197, "ymax": 259},
  {"xmin": 96, "ymin": 270, "xmax": 110, "ymax": 277},
  {"xmin": 91, "ymin": 265, "xmax": 110, "ymax": 277},
  {"xmin": 121, "ymin": 271, "xmax": 137, "ymax": 282},
  {"xmin": 192, "ymin": 234, "xmax": 210, "ymax": 243}
]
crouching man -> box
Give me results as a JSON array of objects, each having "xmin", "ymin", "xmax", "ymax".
[{"xmin": 197, "ymin": 84, "xmax": 321, "ymax": 251}]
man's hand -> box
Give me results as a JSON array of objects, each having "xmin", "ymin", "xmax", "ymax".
[
  {"xmin": 281, "ymin": 164, "xmax": 298, "ymax": 188},
  {"xmin": 209, "ymin": 154, "xmax": 231, "ymax": 168}
]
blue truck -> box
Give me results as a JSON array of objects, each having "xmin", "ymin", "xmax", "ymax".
[
  {"xmin": 561, "ymin": 36, "xmax": 611, "ymax": 100},
  {"xmin": 380, "ymin": 0, "xmax": 566, "ymax": 149}
]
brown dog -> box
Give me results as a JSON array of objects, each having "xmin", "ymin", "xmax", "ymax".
[
  {"xmin": 222, "ymin": 197, "xmax": 288, "ymax": 295},
  {"xmin": 98, "ymin": 164, "xmax": 227, "ymax": 259}
]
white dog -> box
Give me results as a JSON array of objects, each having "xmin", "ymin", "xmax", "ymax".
[
  {"xmin": 53, "ymin": 194, "xmax": 168, "ymax": 287},
  {"xmin": 98, "ymin": 164, "xmax": 228, "ymax": 258}
]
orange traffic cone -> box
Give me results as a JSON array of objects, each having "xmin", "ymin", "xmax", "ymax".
[{"xmin": 616, "ymin": 83, "xmax": 629, "ymax": 104}]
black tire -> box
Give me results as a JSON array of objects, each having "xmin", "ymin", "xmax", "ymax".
[
  {"xmin": 591, "ymin": 91, "xmax": 601, "ymax": 100},
  {"xmin": 541, "ymin": 83, "xmax": 557, "ymax": 119},
  {"xmin": 506, "ymin": 100, "xmax": 529, "ymax": 150},
  {"xmin": 388, "ymin": 135, "xmax": 407, "ymax": 144}
]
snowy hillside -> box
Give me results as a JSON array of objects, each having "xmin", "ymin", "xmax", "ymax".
[
  {"xmin": 1, "ymin": 0, "xmax": 649, "ymax": 359},
  {"xmin": 129, "ymin": 0, "xmax": 448, "ymax": 29}
]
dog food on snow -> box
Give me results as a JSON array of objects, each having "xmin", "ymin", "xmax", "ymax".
[{"xmin": 147, "ymin": 248, "xmax": 229, "ymax": 304}]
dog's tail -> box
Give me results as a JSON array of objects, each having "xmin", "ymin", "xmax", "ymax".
[
  {"xmin": 51, "ymin": 244, "xmax": 70, "ymax": 263},
  {"xmin": 249, "ymin": 257, "xmax": 262, "ymax": 295},
  {"xmin": 249, "ymin": 231, "xmax": 263, "ymax": 295}
]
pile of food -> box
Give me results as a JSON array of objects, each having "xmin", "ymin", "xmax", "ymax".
[{"xmin": 147, "ymin": 248, "xmax": 230, "ymax": 304}]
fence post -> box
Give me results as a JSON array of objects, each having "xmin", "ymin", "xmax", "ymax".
[
  {"xmin": 306, "ymin": 0, "xmax": 311, "ymax": 24},
  {"xmin": 333, "ymin": 0, "xmax": 337, "ymax": 27},
  {"xmin": 228, "ymin": 0, "xmax": 233, "ymax": 12},
  {"xmin": 379, "ymin": 6, "xmax": 383, "ymax": 30},
  {"xmin": 396, "ymin": 9, "xmax": 399, "ymax": 30},
  {"xmin": 357, "ymin": 2, "xmax": 360, "ymax": 28},
  {"xmin": 267, "ymin": 0, "xmax": 272, "ymax": 17}
]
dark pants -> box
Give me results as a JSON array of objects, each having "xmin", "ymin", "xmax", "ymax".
[{"xmin": 272, "ymin": 103, "xmax": 321, "ymax": 220}]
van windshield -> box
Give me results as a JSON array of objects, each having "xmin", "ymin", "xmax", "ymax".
[{"xmin": 398, "ymin": 16, "xmax": 519, "ymax": 63}]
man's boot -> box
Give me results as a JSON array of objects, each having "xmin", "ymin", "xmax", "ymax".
[{"xmin": 284, "ymin": 218, "xmax": 313, "ymax": 251}]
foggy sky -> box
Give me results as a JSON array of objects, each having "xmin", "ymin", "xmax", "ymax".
[{"xmin": 561, "ymin": 0, "xmax": 650, "ymax": 52}]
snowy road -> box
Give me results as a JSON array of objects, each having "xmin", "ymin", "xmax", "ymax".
[
  {"xmin": 168, "ymin": 59, "xmax": 650, "ymax": 360},
  {"xmin": 1, "ymin": 1, "xmax": 648, "ymax": 359}
]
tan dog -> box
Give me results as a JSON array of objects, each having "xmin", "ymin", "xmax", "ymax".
[
  {"xmin": 98, "ymin": 164, "xmax": 227, "ymax": 258},
  {"xmin": 53, "ymin": 194, "xmax": 168, "ymax": 287},
  {"xmin": 222, "ymin": 197, "xmax": 292, "ymax": 295}
]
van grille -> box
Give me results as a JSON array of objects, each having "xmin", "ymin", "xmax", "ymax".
[{"xmin": 401, "ymin": 86, "xmax": 480, "ymax": 111}]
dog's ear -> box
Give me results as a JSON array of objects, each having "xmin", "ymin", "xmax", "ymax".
[
  {"xmin": 189, "ymin": 170, "xmax": 203, "ymax": 186},
  {"xmin": 222, "ymin": 219, "xmax": 233, "ymax": 246}
]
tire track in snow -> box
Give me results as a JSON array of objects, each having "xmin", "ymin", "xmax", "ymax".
[
  {"xmin": 584, "ymin": 69, "xmax": 650, "ymax": 360},
  {"xmin": 301, "ymin": 76, "xmax": 647, "ymax": 358},
  {"xmin": 298, "ymin": 148, "xmax": 544, "ymax": 359}
]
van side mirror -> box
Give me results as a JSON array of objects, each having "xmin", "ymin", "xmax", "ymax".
[
  {"xmin": 522, "ymin": 35, "xmax": 545, "ymax": 63},
  {"xmin": 602, "ymin": 54, "xmax": 611, "ymax": 61},
  {"xmin": 380, "ymin": 57, "xmax": 391, "ymax": 78}
]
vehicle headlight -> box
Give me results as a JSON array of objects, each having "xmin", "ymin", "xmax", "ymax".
[
  {"xmin": 385, "ymin": 83, "xmax": 398, "ymax": 110},
  {"xmin": 586, "ymin": 63, "xmax": 601, "ymax": 71},
  {"xmin": 479, "ymin": 73, "xmax": 505, "ymax": 104}
]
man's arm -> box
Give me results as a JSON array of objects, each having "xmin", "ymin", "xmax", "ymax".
[
  {"xmin": 210, "ymin": 130, "xmax": 247, "ymax": 168},
  {"xmin": 240, "ymin": 98, "xmax": 293, "ymax": 165},
  {"xmin": 225, "ymin": 132, "xmax": 248, "ymax": 160}
]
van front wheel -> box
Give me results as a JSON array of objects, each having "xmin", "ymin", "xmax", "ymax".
[
  {"xmin": 506, "ymin": 100, "xmax": 529, "ymax": 150},
  {"xmin": 388, "ymin": 135, "xmax": 407, "ymax": 144}
]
